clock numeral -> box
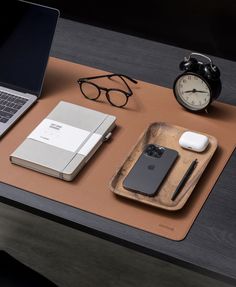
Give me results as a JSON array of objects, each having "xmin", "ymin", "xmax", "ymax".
[{"xmin": 188, "ymin": 76, "xmax": 191, "ymax": 80}]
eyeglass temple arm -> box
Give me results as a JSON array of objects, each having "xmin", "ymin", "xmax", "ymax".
[
  {"xmin": 78, "ymin": 74, "xmax": 114, "ymax": 81},
  {"xmin": 78, "ymin": 73, "xmax": 138, "ymax": 84},
  {"xmin": 108, "ymin": 74, "xmax": 138, "ymax": 84},
  {"xmin": 108, "ymin": 74, "xmax": 138, "ymax": 94}
]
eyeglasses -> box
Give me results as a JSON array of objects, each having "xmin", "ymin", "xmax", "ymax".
[{"xmin": 77, "ymin": 73, "xmax": 138, "ymax": 107}]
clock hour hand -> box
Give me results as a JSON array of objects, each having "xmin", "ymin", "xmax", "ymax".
[{"xmin": 184, "ymin": 89, "xmax": 208, "ymax": 93}]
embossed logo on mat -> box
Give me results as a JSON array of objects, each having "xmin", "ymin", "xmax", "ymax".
[{"xmin": 158, "ymin": 224, "xmax": 175, "ymax": 231}]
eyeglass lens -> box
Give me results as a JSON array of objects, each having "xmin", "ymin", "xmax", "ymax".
[
  {"xmin": 80, "ymin": 82, "xmax": 128, "ymax": 107},
  {"xmin": 80, "ymin": 82, "xmax": 100, "ymax": 100},
  {"xmin": 107, "ymin": 90, "xmax": 128, "ymax": 107}
]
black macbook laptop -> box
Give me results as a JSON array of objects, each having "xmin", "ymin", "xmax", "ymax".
[{"xmin": 0, "ymin": 0, "xmax": 59, "ymax": 137}]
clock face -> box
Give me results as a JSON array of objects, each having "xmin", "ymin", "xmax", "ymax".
[{"xmin": 174, "ymin": 74, "xmax": 211, "ymax": 111}]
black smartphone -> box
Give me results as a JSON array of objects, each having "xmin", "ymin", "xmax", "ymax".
[{"xmin": 123, "ymin": 144, "xmax": 178, "ymax": 196}]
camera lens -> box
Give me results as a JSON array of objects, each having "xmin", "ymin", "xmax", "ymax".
[
  {"xmin": 145, "ymin": 144, "xmax": 155, "ymax": 155},
  {"xmin": 145, "ymin": 144, "xmax": 165, "ymax": 157},
  {"xmin": 156, "ymin": 147, "xmax": 165, "ymax": 157}
]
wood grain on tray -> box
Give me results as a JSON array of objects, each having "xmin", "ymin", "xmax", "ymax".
[{"xmin": 110, "ymin": 122, "xmax": 218, "ymax": 211}]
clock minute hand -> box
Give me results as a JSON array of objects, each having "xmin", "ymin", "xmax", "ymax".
[
  {"xmin": 184, "ymin": 89, "xmax": 208, "ymax": 93},
  {"xmin": 184, "ymin": 89, "xmax": 195, "ymax": 93}
]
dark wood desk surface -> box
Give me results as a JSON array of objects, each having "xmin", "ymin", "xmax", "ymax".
[{"xmin": 0, "ymin": 18, "xmax": 235, "ymax": 285}]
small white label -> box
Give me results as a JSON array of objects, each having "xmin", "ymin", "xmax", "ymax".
[{"xmin": 28, "ymin": 119, "xmax": 90, "ymax": 153}]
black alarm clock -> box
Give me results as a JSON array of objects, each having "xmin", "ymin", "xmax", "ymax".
[{"xmin": 173, "ymin": 52, "xmax": 222, "ymax": 112}]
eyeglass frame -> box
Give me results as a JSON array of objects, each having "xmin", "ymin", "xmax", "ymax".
[{"xmin": 77, "ymin": 73, "xmax": 138, "ymax": 107}]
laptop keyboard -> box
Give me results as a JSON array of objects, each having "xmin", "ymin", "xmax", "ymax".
[{"xmin": 0, "ymin": 91, "xmax": 28, "ymax": 123}]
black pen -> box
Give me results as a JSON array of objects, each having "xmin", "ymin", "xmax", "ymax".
[{"xmin": 171, "ymin": 159, "xmax": 198, "ymax": 201}]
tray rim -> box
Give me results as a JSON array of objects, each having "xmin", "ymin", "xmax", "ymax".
[{"xmin": 110, "ymin": 121, "xmax": 218, "ymax": 211}]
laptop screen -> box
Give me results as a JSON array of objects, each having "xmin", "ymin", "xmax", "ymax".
[{"xmin": 0, "ymin": 1, "xmax": 59, "ymax": 96}]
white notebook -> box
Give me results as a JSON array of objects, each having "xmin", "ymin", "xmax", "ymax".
[{"xmin": 10, "ymin": 101, "xmax": 116, "ymax": 181}]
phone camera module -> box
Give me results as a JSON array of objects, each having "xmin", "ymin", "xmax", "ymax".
[{"xmin": 145, "ymin": 145, "xmax": 165, "ymax": 158}]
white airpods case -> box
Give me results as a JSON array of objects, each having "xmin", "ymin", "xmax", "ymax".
[{"xmin": 179, "ymin": 131, "xmax": 209, "ymax": 152}]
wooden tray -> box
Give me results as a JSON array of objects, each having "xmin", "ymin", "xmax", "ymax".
[{"xmin": 110, "ymin": 122, "xmax": 218, "ymax": 211}]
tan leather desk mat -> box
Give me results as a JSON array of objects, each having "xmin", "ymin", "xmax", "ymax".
[{"xmin": 0, "ymin": 57, "xmax": 235, "ymax": 241}]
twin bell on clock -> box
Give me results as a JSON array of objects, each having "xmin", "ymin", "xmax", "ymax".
[{"xmin": 173, "ymin": 52, "xmax": 222, "ymax": 112}]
